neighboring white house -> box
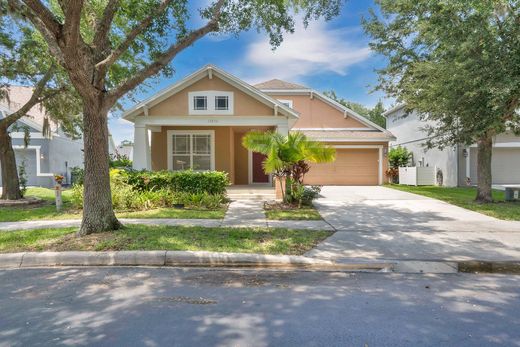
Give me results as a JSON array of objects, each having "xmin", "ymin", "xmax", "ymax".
[
  {"xmin": 0, "ymin": 86, "xmax": 84, "ymax": 187},
  {"xmin": 385, "ymin": 104, "xmax": 520, "ymax": 187}
]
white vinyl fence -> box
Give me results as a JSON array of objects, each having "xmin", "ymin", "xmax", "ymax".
[{"xmin": 398, "ymin": 166, "xmax": 437, "ymax": 186}]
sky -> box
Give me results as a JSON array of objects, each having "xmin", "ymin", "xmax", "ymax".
[{"xmin": 109, "ymin": 0, "xmax": 390, "ymax": 145}]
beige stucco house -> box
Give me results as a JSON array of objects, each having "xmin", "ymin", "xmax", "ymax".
[{"xmin": 123, "ymin": 65, "xmax": 395, "ymax": 186}]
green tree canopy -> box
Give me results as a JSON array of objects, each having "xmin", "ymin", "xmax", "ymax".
[{"xmin": 363, "ymin": 0, "xmax": 520, "ymax": 202}]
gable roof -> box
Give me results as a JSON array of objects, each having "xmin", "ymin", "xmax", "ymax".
[
  {"xmin": 0, "ymin": 86, "xmax": 59, "ymax": 133},
  {"xmin": 256, "ymin": 84, "xmax": 393, "ymax": 135},
  {"xmin": 122, "ymin": 65, "xmax": 299, "ymax": 121},
  {"xmin": 253, "ymin": 79, "xmax": 309, "ymax": 90}
]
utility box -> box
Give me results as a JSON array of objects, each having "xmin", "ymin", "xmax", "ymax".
[{"xmin": 505, "ymin": 187, "xmax": 520, "ymax": 201}]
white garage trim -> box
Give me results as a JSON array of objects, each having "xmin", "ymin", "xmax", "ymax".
[
  {"xmin": 12, "ymin": 145, "xmax": 54, "ymax": 177},
  {"xmin": 332, "ymin": 145, "xmax": 384, "ymax": 185}
]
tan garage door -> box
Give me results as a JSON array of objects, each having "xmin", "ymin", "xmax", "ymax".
[{"xmin": 304, "ymin": 148, "xmax": 379, "ymax": 185}]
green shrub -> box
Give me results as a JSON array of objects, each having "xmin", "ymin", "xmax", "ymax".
[
  {"xmin": 388, "ymin": 146, "xmax": 412, "ymax": 168},
  {"xmin": 70, "ymin": 167, "xmax": 85, "ymax": 185},
  {"xmin": 125, "ymin": 170, "xmax": 229, "ymax": 195},
  {"xmin": 71, "ymin": 169, "xmax": 226, "ymax": 211}
]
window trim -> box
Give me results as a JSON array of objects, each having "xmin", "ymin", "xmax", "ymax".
[
  {"xmin": 193, "ymin": 96, "xmax": 207, "ymax": 110},
  {"xmin": 167, "ymin": 130, "xmax": 215, "ymax": 171},
  {"xmin": 215, "ymin": 95, "xmax": 229, "ymax": 110},
  {"xmin": 277, "ymin": 99, "xmax": 293, "ymax": 108},
  {"xmin": 188, "ymin": 91, "xmax": 234, "ymax": 115}
]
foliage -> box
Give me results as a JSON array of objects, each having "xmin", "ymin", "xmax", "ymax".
[
  {"xmin": 109, "ymin": 153, "xmax": 132, "ymax": 168},
  {"xmin": 71, "ymin": 169, "xmax": 227, "ymax": 210},
  {"xmin": 385, "ymin": 167, "xmax": 399, "ymax": 184},
  {"xmin": 124, "ymin": 170, "xmax": 229, "ymax": 195},
  {"xmin": 70, "ymin": 166, "xmax": 84, "ymax": 185},
  {"xmin": 264, "ymin": 202, "xmax": 322, "ymax": 220},
  {"xmin": 17, "ymin": 160, "xmax": 27, "ymax": 197},
  {"xmin": 363, "ymin": 0, "xmax": 520, "ymax": 201},
  {"xmin": 323, "ymin": 91, "xmax": 387, "ymax": 128},
  {"xmin": 242, "ymin": 131, "xmax": 335, "ymax": 202},
  {"xmin": 388, "ymin": 146, "xmax": 412, "ymax": 168}
]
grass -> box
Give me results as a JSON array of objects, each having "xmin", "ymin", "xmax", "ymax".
[
  {"xmin": 0, "ymin": 187, "xmax": 226, "ymax": 222},
  {"xmin": 264, "ymin": 202, "xmax": 322, "ymax": 220},
  {"xmin": 387, "ymin": 184, "xmax": 520, "ymax": 221},
  {"xmin": 0, "ymin": 225, "xmax": 333, "ymax": 255}
]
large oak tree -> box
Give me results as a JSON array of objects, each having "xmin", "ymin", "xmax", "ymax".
[
  {"xmin": 5, "ymin": 0, "xmax": 343, "ymax": 234},
  {"xmin": 364, "ymin": 0, "xmax": 520, "ymax": 202}
]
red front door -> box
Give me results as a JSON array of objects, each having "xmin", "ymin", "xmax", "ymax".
[{"xmin": 252, "ymin": 152, "xmax": 269, "ymax": 183}]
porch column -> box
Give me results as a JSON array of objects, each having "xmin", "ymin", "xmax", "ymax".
[
  {"xmin": 133, "ymin": 124, "xmax": 151, "ymax": 170},
  {"xmin": 276, "ymin": 124, "xmax": 289, "ymax": 136}
]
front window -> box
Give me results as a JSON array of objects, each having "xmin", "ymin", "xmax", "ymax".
[
  {"xmin": 171, "ymin": 133, "xmax": 212, "ymax": 171},
  {"xmin": 215, "ymin": 96, "xmax": 229, "ymax": 110},
  {"xmin": 194, "ymin": 96, "xmax": 207, "ymax": 110}
]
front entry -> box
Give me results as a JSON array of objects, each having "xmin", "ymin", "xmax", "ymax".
[{"xmin": 252, "ymin": 152, "xmax": 269, "ymax": 183}]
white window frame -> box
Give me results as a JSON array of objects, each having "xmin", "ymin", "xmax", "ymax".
[
  {"xmin": 277, "ymin": 99, "xmax": 293, "ymax": 108},
  {"xmin": 188, "ymin": 91, "xmax": 234, "ymax": 115},
  {"xmin": 167, "ymin": 130, "xmax": 215, "ymax": 171},
  {"xmin": 193, "ymin": 96, "xmax": 207, "ymax": 110},
  {"xmin": 215, "ymin": 95, "xmax": 229, "ymax": 110}
]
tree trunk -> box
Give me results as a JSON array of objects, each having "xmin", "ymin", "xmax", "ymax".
[
  {"xmin": 0, "ymin": 124, "xmax": 22, "ymax": 200},
  {"xmin": 475, "ymin": 134, "xmax": 493, "ymax": 203},
  {"xmin": 78, "ymin": 101, "xmax": 121, "ymax": 235}
]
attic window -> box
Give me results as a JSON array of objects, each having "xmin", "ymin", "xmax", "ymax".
[
  {"xmin": 278, "ymin": 99, "xmax": 293, "ymax": 108},
  {"xmin": 194, "ymin": 96, "xmax": 207, "ymax": 110},
  {"xmin": 215, "ymin": 96, "xmax": 229, "ymax": 110}
]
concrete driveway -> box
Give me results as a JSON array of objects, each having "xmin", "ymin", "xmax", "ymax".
[{"xmin": 308, "ymin": 186, "xmax": 520, "ymax": 261}]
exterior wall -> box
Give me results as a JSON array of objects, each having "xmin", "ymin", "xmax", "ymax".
[
  {"xmin": 151, "ymin": 125, "xmax": 273, "ymax": 184},
  {"xmin": 269, "ymin": 94, "xmax": 369, "ymax": 129},
  {"xmin": 386, "ymin": 108, "xmax": 458, "ymax": 186},
  {"xmin": 0, "ymin": 135, "xmax": 83, "ymax": 188},
  {"xmin": 148, "ymin": 76, "xmax": 275, "ymax": 117}
]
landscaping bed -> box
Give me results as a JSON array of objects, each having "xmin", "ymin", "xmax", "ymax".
[
  {"xmin": 388, "ymin": 185, "xmax": 520, "ymax": 221},
  {"xmin": 264, "ymin": 202, "xmax": 322, "ymax": 220},
  {"xmin": 0, "ymin": 225, "xmax": 333, "ymax": 255}
]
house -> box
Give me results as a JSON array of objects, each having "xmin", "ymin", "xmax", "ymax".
[
  {"xmin": 115, "ymin": 140, "xmax": 134, "ymax": 160},
  {"xmin": 0, "ymin": 86, "xmax": 84, "ymax": 187},
  {"xmin": 122, "ymin": 65, "xmax": 395, "ymax": 186},
  {"xmin": 385, "ymin": 104, "xmax": 520, "ymax": 187}
]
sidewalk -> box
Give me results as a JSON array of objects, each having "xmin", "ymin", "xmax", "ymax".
[{"xmin": 0, "ymin": 202, "xmax": 334, "ymax": 232}]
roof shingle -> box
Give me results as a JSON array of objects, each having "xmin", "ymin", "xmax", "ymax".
[{"xmin": 254, "ymin": 79, "xmax": 309, "ymax": 90}]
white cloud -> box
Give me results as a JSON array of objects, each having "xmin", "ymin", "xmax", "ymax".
[{"xmin": 239, "ymin": 21, "xmax": 371, "ymax": 83}]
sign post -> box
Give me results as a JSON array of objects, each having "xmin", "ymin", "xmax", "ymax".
[{"xmin": 54, "ymin": 174, "xmax": 64, "ymax": 212}]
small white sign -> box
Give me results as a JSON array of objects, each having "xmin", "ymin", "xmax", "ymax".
[{"xmin": 514, "ymin": 190, "xmax": 519, "ymax": 200}]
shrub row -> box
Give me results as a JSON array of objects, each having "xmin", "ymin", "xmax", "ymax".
[
  {"xmin": 124, "ymin": 170, "xmax": 229, "ymax": 195},
  {"xmin": 71, "ymin": 172, "xmax": 227, "ymax": 211}
]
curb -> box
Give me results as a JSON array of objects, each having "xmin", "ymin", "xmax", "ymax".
[{"xmin": 0, "ymin": 251, "xmax": 394, "ymax": 271}]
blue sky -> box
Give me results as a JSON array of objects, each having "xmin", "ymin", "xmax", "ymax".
[{"xmin": 109, "ymin": 0, "xmax": 389, "ymax": 144}]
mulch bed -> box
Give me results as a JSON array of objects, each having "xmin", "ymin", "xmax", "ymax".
[{"xmin": 0, "ymin": 197, "xmax": 43, "ymax": 208}]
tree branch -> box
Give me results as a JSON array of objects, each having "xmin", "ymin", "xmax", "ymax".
[
  {"xmin": 60, "ymin": 0, "xmax": 84, "ymax": 47},
  {"xmin": 0, "ymin": 65, "xmax": 56, "ymax": 128},
  {"xmin": 8, "ymin": 0, "xmax": 65, "ymax": 63},
  {"xmin": 94, "ymin": 0, "xmax": 174, "ymax": 69},
  {"xmin": 108, "ymin": 0, "xmax": 225, "ymax": 103},
  {"xmin": 21, "ymin": 0, "xmax": 62, "ymax": 36},
  {"xmin": 93, "ymin": 0, "xmax": 121, "ymax": 50}
]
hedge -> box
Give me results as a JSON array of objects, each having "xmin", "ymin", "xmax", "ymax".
[{"xmin": 124, "ymin": 170, "xmax": 229, "ymax": 195}]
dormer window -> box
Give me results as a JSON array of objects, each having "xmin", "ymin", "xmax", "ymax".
[
  {"xmin": 194, "ymin": 96, "xmax": 207, "ymax": 110},
  {"xmin": 278, "ymin": 99, "xmax": 293, "ymax": 108},
  {"xmin": 215, "ymin": 96, "xmax": 229, "ymax": 110}
]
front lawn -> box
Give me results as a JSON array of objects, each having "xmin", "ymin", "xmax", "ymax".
[
  {"xmin": 264, "ymin": 202, "xmax": 322, "ymax": 220},
  {"xmin": 0, "ymin": 188, "xmax": 226, "ymax": 222},
  {"xmin": 387, "ymin": 185, "xmax": 520, "ymax": 221},
  {"xmin": 0, "ymin": 225, "xmax": 332, "ymax": 255}
]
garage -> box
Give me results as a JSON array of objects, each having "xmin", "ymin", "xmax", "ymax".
[
  {"xmin": 304, "ymin": 147, "xmax": 381, "ymax": 185},
  {"xmin": 491, "ymin": 148, "xmax": 520, "ymax": 184}
]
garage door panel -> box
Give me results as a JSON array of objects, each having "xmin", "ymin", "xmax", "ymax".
[
  {"xmin": 304, "ymin": 148, "xmax": 379, "ymax": 185},
  {"xmin": 492, "ymin": 148, "xmax": 520, "ymax": 184}
]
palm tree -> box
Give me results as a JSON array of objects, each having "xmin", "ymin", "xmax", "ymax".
[{"xmin": 242, "ymin": 131, "xmax": 336, "ymax": 202}]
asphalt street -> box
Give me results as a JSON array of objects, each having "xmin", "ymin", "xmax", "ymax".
[{"xmin": 1, "ymin": 267, "xmax": 519, "ymax": 347}]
